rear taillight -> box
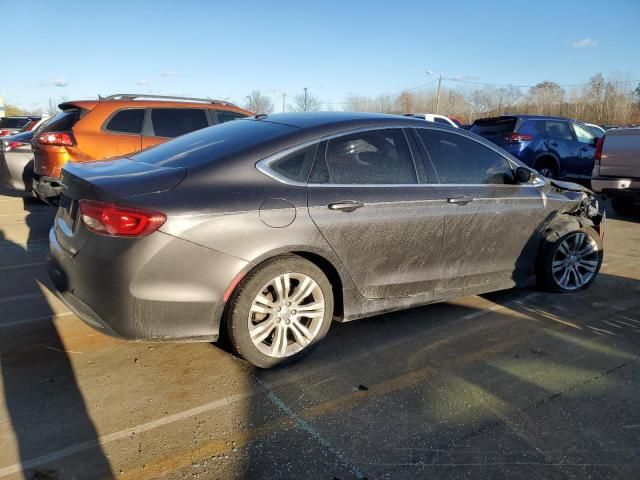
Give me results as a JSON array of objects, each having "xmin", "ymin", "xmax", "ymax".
[
  {"xmin": 79, "ymin": 200, "xmax": 166, "ymax": 237},
  {"xmin": 507, "ymin": 133, "xmax": 534, "ymax": 143},
  {"xmin": 594, "ymin": 137, "xmax": 605, "ymax": 165},
  {"xmin": 0, "ymin": 130, "xmax": 10, "ymax": 136},
  {"xmin": 7, "ymin": 141, "xmax": 21, "ymax": 150},
  {"xmin": 38, "ymin": 132, "xmax": 75, "ymax": 147}
]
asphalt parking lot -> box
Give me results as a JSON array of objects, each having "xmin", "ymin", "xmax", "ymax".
[{"xmin": 0, "ymin": 188, "xmax": 639, "ymax": 480}]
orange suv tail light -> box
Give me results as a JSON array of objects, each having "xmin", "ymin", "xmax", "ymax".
[{"xmin": 38, "ymin": 132, "xmax": 76, "ymax": 147}]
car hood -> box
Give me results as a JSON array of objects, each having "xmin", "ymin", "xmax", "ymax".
[{"xmin": 548, "ymin": 178, "xmax": 593, "ymax": 194}]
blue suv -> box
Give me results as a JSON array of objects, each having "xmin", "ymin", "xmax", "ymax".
[{"xmin": 470, "ymin": 115, "xmax": 597, "ymax": 180}]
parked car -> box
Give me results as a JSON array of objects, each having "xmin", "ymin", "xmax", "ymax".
[
  {"xmin": 469, "ymin": 115, "xmax": 597, "ymax": 180},
  {"xmin": 48, "ymin": 112, "xmax": 605, "ymax": 368},
  {"xmin": 404, "ymin": 113, "xmax": 459, "ymax": 128},
  {"xmin": 0, "ymin": 130, "xmax": 37, "ymax": 191},
  {"xmin": 591, "ymin": 127, "xmax": 640, "ymax": 216},
  {"xmin": 585, "ymin": 123, "xmax": 606, "ymax": 138},
  {"xmin": 0, "ymin": 116, "xmax": 41, "ymax": 137},
  {"xmin": 32, "ymin": 94, "xmax": 252, "ymax": 202}
]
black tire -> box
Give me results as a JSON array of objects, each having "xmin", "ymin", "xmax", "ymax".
[
  {"xmin": 537, "ymin": 226, "xmax": 603, "ymax": 292},
  {"xmin": 535, "ymin": 159, "xmax": 558, "ymax": 179},
  {"xmin": 611, "ymin": 197, "xmax": 636, "ymax": 217},
  {"xmin": 225, "ymin": 255, "xmax": 334, "ymax": 368}
]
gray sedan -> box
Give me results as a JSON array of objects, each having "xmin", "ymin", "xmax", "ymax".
[{"xmin": 48, "ymin": 112, "xmax": 605, "ymax": 368}]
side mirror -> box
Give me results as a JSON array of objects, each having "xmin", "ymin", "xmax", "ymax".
[{"xmin": 515, "ymin": 166, "xmax": 533, "ymax": 183}]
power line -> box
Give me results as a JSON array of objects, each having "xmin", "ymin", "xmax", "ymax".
[
  {"xmin": 324, "ymin": 79, "xmax": 439, "ymax": 106},
  {"xmin": 444, "ymin": 77, "xmax": 640, "ymax": 88}
]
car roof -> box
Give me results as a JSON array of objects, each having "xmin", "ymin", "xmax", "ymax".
[
  {"xmin": 59, "ymin": 99, "xmax": 251, "ymax": 114},
  {"xmin": 250, "ymin": 111, "xmax": 432, "ymax": 131}
]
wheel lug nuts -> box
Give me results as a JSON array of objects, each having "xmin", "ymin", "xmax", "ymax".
[
  {"xmin": 285, "ymin": 319, "xmax": 290, "ymax": 325},
  {"xmin": 291, "ymin": 310, "xmax": 296, "ymax": 314},
  {"xmin": 286, "ymin": 302, "xmax": 291, "ymax": 307}
]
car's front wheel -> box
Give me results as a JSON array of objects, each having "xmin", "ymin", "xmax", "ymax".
[
  {"xmin": 538, "ymin": 227, "xmax": 603, "ymax": 292},
  {"xmin": 225, "ymin": 255, "xmax": 333, "ymax": 368}
]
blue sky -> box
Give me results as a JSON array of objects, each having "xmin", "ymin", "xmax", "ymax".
[{"xmin": 2, "ymin": 0, "xmax": 639, "ymax": 111}]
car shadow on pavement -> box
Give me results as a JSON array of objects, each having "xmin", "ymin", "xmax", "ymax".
[
  {"xmin": 0, "ymin": 191, "xmax": 113, "ymax": 479},
  {"xmin": 240, "ymin": 271, "xmax": 640, "ymax": 480}
]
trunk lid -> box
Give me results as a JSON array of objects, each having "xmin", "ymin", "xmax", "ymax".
[{"xmin": 54, "ymin": 158, "xmax": 186, "ymax": 255}]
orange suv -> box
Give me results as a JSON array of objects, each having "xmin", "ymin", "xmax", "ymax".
[{"xmin": 32, "ymin": 94, "xmax": 252, "ymax": 201}]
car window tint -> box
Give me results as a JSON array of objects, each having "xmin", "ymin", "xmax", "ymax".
[
  {"xmin": 313, "ymin": 129, "xmax": 417, "ymax": 184},
  {"xmin": 434, "ymin": 117, "xmax": 451, "ymax": 125},
  {"xmin": 40, "ymin": 109, "xmax": 81, "ymax": 133},
  {"xmin": 216, "ymin": 111, "xmax": 248, "ymax": 124},
  {"xmin": 572, "ymin": 123, "xmax": 594, "ymax": 144},
  {"xmin": 469, "ymin": 117, "xmax": 517, "ymax": 135},
  {"xmin": 517, "ymin": 120, "xmax": 546, "ymax": 136},
  {"xmin": 270, "ymin": 144, "xmax": 318, "ymax": 183},
  {"xmin": 416, "ymin": 129, "xmax": 513, "ymax": 184},
  {"xmin": 105, "ymin": 109, "xmax": 145, "ymax": 134},
  {"xmin": 151, "ymin": 108, "xmax": 209, "ymax": 138},
  {"xmin": 546, "ymin": 121, "xmax": 574, "ymax": 141},
  {"xmin": 132, "ymin": 119, "xmax": 296, "ymax": 168},
  {"xmin": 0, "ymin": 118, "xmax": 30, "ymax": 129}
]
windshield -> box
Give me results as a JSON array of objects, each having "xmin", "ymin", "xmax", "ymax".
[{"xmin": 131, "ymin": 119, "xmax": 297, "ymax": 168}]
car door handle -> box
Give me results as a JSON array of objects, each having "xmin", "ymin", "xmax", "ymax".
[
  {"xmin": 579, "ymin": 146, "xmax": 590, "ymax": 151},
  {"xmin": 328, "ymin": 201, "xmax": 364, "ymax": 212},
  {"xmin": 447, "ymin": 196, "xmax": 474, "ymax": 205},
  {"xmin": 549, "ymin": 141, "xmax": 558, "ymax": 147}
]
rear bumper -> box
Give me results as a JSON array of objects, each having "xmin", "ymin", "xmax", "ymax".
[
  {"xmin": 48, "ymin": 226, "xmax": 249, "ymax": 342},
  {"xmin": 0, "ymin": 151, "xmax": 33, "ymax": 191},
  {"xmin": 33, "ymin": 175, "xmax": 63, "ymax": 203},
  {"xmin": 591, "ymin": 177, "xmax": 640, "ymax": 196}
]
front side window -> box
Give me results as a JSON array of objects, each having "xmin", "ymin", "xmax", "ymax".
[
  {"xmin": 104, "ymin": 109, "xmax": 145, "ymax": 134},
  {"xmin": 269, "ymin": 144, "xmax": 319, "ymax": 183},
  {"xmin": 151, "ymin": 108, "xmax": 209, "ymax": 138},
  {"xmin": 310, "ymin": 129, "xmax": 417, "ymax": 184},
  {"xmin": 416, "ymin": 129, "xmax": 513, "ymax": 184},
  {"xmin": 546, "ymin": 121, "xmax": 574, "ymax": 141},
  {"xmin": 572, "ymin": 123, "xmax": 595, "ymax": 144}
]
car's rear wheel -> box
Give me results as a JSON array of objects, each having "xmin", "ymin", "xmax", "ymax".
[
  {"xmin": 611, "ymin": 197, "xmax": 636, "ymax": 217},
  {"xmin": 538, "ymin": 227, "xmax": 602, "ymax": 292},
  {"xmin": 225, "ymin": 255, "xmax": 333, "ymax": 368},
  {"xmin": 535, "ymin": 159, "xmax": 558, "ymax": 179}
]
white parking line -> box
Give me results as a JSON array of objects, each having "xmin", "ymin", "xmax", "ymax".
[
  {"xmin": 0, "ymin": 389, "xmax": 262, "ymax": 478},
  {"xmin": 0, "ymin": 312, "xmax": 74, "ymax": 329},
  {"xmin": 0, "ymin": 293, "xmax": 45, "ymax": 304},
  {"xmin": 0, "ymin": 262, "xmax": 46, "ymax": 271}
]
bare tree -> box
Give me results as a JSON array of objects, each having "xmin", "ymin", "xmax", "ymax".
[
  {"xmin": 289, "ymin": 88, "xmax": 322, "ymax": 112},
  {"xmin": 244, "ymin": 90, "xmax": 273, "ymax": 115}
]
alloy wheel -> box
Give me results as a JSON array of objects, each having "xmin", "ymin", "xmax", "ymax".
[
  {"xmin": 538, "ymin": 166, "xmax": 555, "ymax": 178},
  {"xmin": 247, "ymin": 273, "xmax": 325, "ymax": 358},
  {"xmin": 551, "ymin": 232, "xmax": 599, "ymax": 290}
]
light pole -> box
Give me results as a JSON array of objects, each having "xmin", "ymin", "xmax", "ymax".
[
  {"xmin": 303, "ymin": 87, "xmax": 308, "ymax": 112},
  {"xmin": 426, "ymin": 70, "xmax": 443, "ymax": 114}
]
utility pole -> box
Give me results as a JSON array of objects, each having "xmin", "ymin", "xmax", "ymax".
[
  {"xmin": 303, "ymin": 87, "xmax": 308, "ymax": 112},
  {"xmin": 435, "ymin": 75, "xmax": 442, "ymax": 114},
  {"xmin": 282, "ymin": 92, "xmax": 286, "ymax": 113},
  {"xmin": 246, "ymin": 95, "xmax": 252, "ymax": 112}
]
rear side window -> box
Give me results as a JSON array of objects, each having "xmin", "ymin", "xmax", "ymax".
[
  {"xmin": 517, "ymin": 120, "xmax": 546, "ymax": 137},
  {"xmin": 216, "ymin": 111, "xmax": 248, "ymax": 123},
  {"xmin": 270, "ymin": 144, "xmax": 319, "ymax": 183},
  {"xmin": 470, "ymin": 117, "xmax": 517, "ymax": 136},
  {"xmin": 417, "ymin": 129, "xmax": 513, "ymax": 184},
  {"xmin": 40, "ymin": 109, "xmax": 81, "ymax": 133},
  {"xmin": 104, "ymin": 109, "xmax": 145, "ymax": 134},
  {"xmin": 151, "ymin": 108, "xmax": 209, "ymax": 138},
  {"xmin": 546, "ymin": 120, "xmax": 574, "ymax": 141},
  {"xmin": 310, "ymin": 129, "xmax": 417, "ymax": 184},
  {"xmin": 0, "ymin": 118, "xmax": 30, "ymax": 129}
]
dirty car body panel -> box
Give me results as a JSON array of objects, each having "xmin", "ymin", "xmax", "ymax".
[{"xmin": 48, "ymin": 112, "xmax": 605, "ymax": 342}]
